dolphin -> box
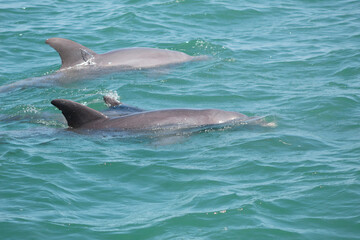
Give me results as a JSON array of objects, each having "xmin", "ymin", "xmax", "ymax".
[
  {"xmin": 102, "ymin": 95, "xmax": 144, "ymax": 117},
  {"xmin": 46, "ymin": 38, "xmax": 206, "ymax": 70},
  {"xmin": 0, "ymin": 38, "xmax": 207, "ymax": 92},
  {"xmin": 51, "ymin": 99, "xmax": 266, "ymax": 132}
]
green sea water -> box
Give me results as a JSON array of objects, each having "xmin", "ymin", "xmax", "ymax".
[{"xmin": 1, "ymin": 0, "xmax": 360, "ymax": 239}]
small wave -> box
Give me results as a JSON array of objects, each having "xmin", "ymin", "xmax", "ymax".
[
  {"xmin": 173, "ymin": 39, "xmax": 232, "ymax": 57},
  {"xmin": 333, "ymin": 66, "xmax": 360, "ymax": 77}
]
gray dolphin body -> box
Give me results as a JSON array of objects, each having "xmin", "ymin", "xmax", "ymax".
[
  {"xmin": 46, "ymin": 38, "xmax": 204, "ymax": 70},
  {"xmin": 0, "ymin": 38, "xmax": 206, "ymax": 92},
  {"xmin": 51, "ymin": 99, "xmax": 257, "ymax": 132}
]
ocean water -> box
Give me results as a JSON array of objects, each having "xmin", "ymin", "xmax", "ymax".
[{"xmin": 1, "ymin": 0, "xmax": 360, "ymax": 239}]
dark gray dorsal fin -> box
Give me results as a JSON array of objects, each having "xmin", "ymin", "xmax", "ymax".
[
  {"xmin": 103, "ymin": 95, "xmax": 121, "ymax": 107},
  {"xmin": 51, "ymin": 99, "xmax": 107, "ymax": 128},
  {"xmin": 46, "ymin": 38, "xmax": 97, "ymax": 70}
]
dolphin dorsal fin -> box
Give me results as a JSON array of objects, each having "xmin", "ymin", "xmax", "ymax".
[
  {"xmin": 51, "ymin": 99, "xmax": 107, "ymax": 128},
  {"xmin": 46, "ymin": 38, "xmax": 97, "ymax": 70}
]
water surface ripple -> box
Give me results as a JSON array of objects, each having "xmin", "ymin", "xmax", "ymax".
[{"xmin": 0, "ymin": 0, "xmax": 359, "ymax": 239}]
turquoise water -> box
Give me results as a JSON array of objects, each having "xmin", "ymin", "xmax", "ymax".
[{"xmin": 1, "ymin": 0, "xmax": 360, "ymax": 239}]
